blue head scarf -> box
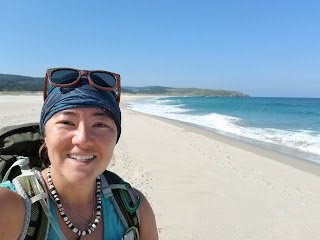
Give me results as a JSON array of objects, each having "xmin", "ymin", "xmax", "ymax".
[{"xmin": 40, "ymin": 78, "xmax": 121, "ymax": 142}]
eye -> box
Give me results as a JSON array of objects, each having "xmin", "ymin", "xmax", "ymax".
[
  {"xmin": 94, "ymin": 123, "xmax": 108, "ymax": 128},
  {"xmin": 59, "ymin": 121, "xmax": 74, "ymax": 126}
]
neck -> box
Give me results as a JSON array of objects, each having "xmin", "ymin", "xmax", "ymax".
[
  {"xmin": 42, "ymin": 167, "xmax": 97, "ymax": 208},
  {"xmin": 44, "ymin": 167, "xmax": 103, "ymax": 237}
]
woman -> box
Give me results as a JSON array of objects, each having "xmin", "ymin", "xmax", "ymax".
[{"xmin": 0, "ymin": 68, "xmax": 158, "ymax": 240}]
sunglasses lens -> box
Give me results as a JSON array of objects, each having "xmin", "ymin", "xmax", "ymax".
[
  {"xmin": 45, "ymin": 68, "xmax": 120, "ymax": 103},
  {"xmin": 51, "ymin": 70, "xmax": 79, "ymax": 85},
  {"xmin": 90, "ymin": 72, "xmax": 117, "ymax": 89}
]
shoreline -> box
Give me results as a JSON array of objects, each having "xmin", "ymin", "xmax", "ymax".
[
  {"xmin": 122, "ymin": 95, "xmax": 320, "ymax": 176},
  {"xmin": 117, "ymin": 94, "xmax": 320, "ymax": 239}
]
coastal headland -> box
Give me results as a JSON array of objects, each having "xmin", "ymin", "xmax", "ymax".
[{"xmin": 0, "ymin": 73, "xmax": 249, "ymax": 97}]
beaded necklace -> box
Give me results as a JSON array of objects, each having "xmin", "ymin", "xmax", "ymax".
[
  {"xmin": 59, "ymin": 187, "xmax": 95, "ymax": 227},
  {"xmin": 47, "ymin": 166, "xmax": 102, "ymax": 239}
]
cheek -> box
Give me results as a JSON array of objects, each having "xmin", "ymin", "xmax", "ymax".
[
  {"xmin": 99, "ymin": 136, "xmax": 116, "ymax": 158},
  {"xmin": 100, "ymin": 127, "xmax": 118, "ymax": 146},
  {"xmin": 100, "ymin": 136, "xmax": 116, "ymax": 152},
  {"xmin": 44, "ymin": 136, "xmax": 59, "ymax": 161},
  {"xmin": 44, "ymin": 127, "xmax": 68, "ymax": 160}
]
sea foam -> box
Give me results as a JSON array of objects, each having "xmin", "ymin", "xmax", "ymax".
[{"xmin": 128, "ymin": 97, "xmax": 320, "ymax": 162}]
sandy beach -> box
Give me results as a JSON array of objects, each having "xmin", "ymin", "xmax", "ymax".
[{"xmin": 2, "ymin": 93, "xmax": 320, "ymax": 240}]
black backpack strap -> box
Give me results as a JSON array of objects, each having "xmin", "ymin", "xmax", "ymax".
[{"xmin": 101, "ymin": 170, "xmax": 140, "ymax": 239}]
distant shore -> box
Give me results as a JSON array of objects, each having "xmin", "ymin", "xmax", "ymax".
[{"xmin": 0, "ymin": 73, "xmax": 250, "ymax": 97}]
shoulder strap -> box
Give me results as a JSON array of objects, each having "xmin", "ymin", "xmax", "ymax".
[
  {"xmin": 14, "ymin": 172, "xmax": 49, "ymax": 240},
  {"xmin": 0, "ymin": 123, "xmax": 43, "ymax": 182},
  {"xmin": 10, "ymin": 157, "xmax": 67, "ymax": 240},
  {"xmin": 102, "ymin": 170, "xmax": 140, "ymax": 239},
  {"xmin": 5, "ymin": 157, "xmax": 140, "ymax": 240}
]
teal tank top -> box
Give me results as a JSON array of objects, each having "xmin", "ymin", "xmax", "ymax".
[{"xmin": 0, "ymin": 181, "xmax": 125, "ymax": 239}]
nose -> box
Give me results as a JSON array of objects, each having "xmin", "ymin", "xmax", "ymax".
[{"xmin": 72, "ymin": 123, "xmax": 93, "ymax": 148}]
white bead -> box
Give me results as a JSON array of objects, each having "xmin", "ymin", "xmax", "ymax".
[{"xmin": 46, "ymin": 169, "xmax": 102, "ymax": 236}]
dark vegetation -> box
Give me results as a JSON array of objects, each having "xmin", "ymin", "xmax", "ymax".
[
  {"xmin": 124, "ymin": 86, "xmax": 249, "ymax": 97},
  {"xmin": 0, "ymin": 74, "xmax": 43, "ymax": 91},
  {"xmin": 0, "ymin": 73, "xmax": 249, "ymax": 97}
]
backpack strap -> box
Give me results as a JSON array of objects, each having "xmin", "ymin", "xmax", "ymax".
[
  {"xmin": 0, "ymin": 123, "xmax": 43, "ymax": 182},
  {"xmin": 10, "ymin": 157, "xmax": 67, "ymax": 240},
  {"xmin": 101, "ymin": 170, "xmax": 141, "ymax": 240},
  {"xmin": 4, "ymin": 156, "xmax": 140, "ymax": 240},
  {"xmin": 13, "ymin": 173, "xmax": 49, "ymax": 240},
  {"xmin": 2, "ymin": 156, "xmax": 31, "ymax": 182}
]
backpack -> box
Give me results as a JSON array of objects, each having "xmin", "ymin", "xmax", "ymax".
[{"xmin": 0, "ymin": 123, "xmax": 140, "ymax": 240}]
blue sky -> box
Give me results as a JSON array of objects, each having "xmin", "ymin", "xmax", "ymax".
[{"xmin": 0, "ymin": 1, "xmax": 319, "ymax": 97}]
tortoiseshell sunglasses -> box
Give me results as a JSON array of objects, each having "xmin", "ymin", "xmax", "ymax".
[{"xmin": 43, "ymin": 68, "xmax": 121, "ymax": 103}]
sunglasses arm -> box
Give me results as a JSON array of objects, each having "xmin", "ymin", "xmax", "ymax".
[
  {"xmin": 118, "ymin": 77, "xmax": 121, "ymax": 103},
  {"xmin": 43, "ymin": 73, "xmax": 48, "ymax": 102}
]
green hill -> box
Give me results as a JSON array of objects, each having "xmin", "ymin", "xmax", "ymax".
[
  {"xmin": 123, "ymin": 86, "xmax": 249, "ymax": 97},
  {"xmin": 0, "ymin": 74, "xmax": 43, "ymax": 91},
  {"xmin": 0, "ymin": 73, "xmax": 249, "ymax": 97}
]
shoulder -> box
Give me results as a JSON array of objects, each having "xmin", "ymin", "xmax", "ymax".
[
  {"xmin": 0, "ymin": 187, "xmax": 25, "ymax": 239},
  {"xmin": 134, "ymin": 188, "xmax": 159, "ymax": 240}
]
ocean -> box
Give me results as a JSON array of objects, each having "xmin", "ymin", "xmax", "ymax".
[{"xmin": 128, "ymin": 97, "xmax": 320, "ymax": 163}]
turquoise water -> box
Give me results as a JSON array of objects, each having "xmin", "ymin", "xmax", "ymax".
[{"xmin": 128, "ymin": 97, "xmax": 320, "ymax": 163}]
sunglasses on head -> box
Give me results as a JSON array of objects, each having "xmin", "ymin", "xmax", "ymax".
[{"xmin": 44, "ymin": 68, "xmax": 121, "ymax": 103}]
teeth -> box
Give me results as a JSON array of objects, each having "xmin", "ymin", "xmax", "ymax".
[{"xmin": 69, "ymin": 154, "xmax": 94, "ymax": 162}]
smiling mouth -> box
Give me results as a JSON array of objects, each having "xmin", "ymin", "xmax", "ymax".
[{"xmin": 69, "ymin": 154, "xmax": 95, "ymax": 163}]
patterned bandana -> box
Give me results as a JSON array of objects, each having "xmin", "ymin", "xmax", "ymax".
[{"xmin": 40, "ymin": 78, "xmax": 121, "ymax": 142}]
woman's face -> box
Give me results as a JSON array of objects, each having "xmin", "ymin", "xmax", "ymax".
[{"xmin": 44, "ymin": 107, "xmax": 118, "ymax": 184}]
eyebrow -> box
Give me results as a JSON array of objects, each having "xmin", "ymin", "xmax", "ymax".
[
  {"xmin": 57, "ymin": 110, "xmax": 76, "ymax": 116},
  {"xmin": 57, "ymin": 110, "xmax": 109, "ymax": 117},
  {"xmin": 92, "ymin": 112, "xmax": 109, "ymax": 117}
]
